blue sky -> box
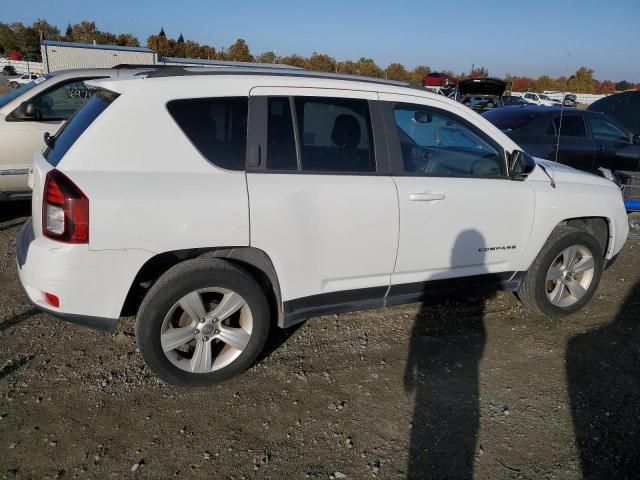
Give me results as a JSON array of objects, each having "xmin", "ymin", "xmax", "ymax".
[{"xmin": 3, "ymin": 0, "xmax": 639, "ymax": 81}]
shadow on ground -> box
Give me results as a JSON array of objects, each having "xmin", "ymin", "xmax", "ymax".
[
  {"xmin": 404, "ymin": 229, "xmax": 499, "ymax": 479},
  {"xmin": 567, "ymin": 279, "xmax": 640, "ymax": 479},
  {"xmin": 0, "ymin": 200, "xmax": 30, "ymax": 224}
]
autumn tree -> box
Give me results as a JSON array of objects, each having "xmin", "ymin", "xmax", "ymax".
[
  {"xmin": 337, "ymin": 60, "xmax": 359, "ymax": 74},
  {"xmin": 306, "ymin": 52, "xmax": 336, "ymax": 72},
  {"xmin": 226, "ymin": 38, "xmax": 253, "ymax": 62},
  {"xmin": 255, "ymin": 51, "xmax": 277, "ymax": 64},
  {"xmin": 615, "ymin": 80, "xmax": 634, "ymax": 91},
  {"xmin": 595, "ymin": 80, "xmax": 615, "ymax": 94},
  {"xmin": 468, "ymin": 66, "xmax": 488, "ymax": 78},
  {"xmin": 534, "ymin": 75, "xmax": 554, "ymax": 92},
  {"xmin": 408, "ymin": 65, "xmax": 430, "ymax": 84},
  {"xmin": 386, "ymin": 63, "xmax": 409, "ymax": 81},
  {"xmin": 32, "ymin": 19, "xmax": 60, "ymax": 41},
  {"xmin": 357, "ymin": 57, "xmax": 382, "ymax": 78},
  {"xmin": 277, "ymin": 54, "xmax": 308, "ymax": 68},
  {"xmin": 567, "ymin": 66, "xmax": 595, "ymax": 93}
]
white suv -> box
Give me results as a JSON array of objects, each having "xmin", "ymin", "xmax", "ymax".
[{"xmin": 17, "ymin": 68, "xmax": 629, "ymax": 386}]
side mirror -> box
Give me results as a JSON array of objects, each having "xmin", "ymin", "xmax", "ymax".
[
  {"xmin": 633, "ymin": 134, "xmax": 640, "ymax": 145},
  {"xmin": 508, "ymin": 150, "xmax": 536, "ymax": 180},
  {"xmin": 12, "ymin": 102, "xmax": 38, "ymax": 120},
  {"xmin": 508, "ymin": 150, "xmax": 524, "ymax": 175}
]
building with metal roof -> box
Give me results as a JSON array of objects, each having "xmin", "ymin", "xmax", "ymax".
[{"xmin": 39, "ymin": 40, "xmax": 301, "ymax": 73}]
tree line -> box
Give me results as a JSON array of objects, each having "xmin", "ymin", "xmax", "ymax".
[{"xmin": 0, "ymin": 19, "xmax": 636, "ymax": 93}]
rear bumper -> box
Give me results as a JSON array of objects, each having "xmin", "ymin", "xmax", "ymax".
[{"xmin": 16, "ymin": 219, "xmax": 153, "ymax": 332}]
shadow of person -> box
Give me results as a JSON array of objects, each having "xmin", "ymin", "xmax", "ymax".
[
  {"xmin": 404, "ymin": 229, "xmax": 499, "ymax": 479},
  {"xmin": 567, "ymin": 279, "xmax": 640, "ymax": 479}
]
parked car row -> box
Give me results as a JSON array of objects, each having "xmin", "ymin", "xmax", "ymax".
[
  {"xmin": 9, "ymin": 66, "xmax": 628, "ymax": 386},
  {"xmin": 482, "ymin": 91, "xmax": 640, "ymax": 238}
]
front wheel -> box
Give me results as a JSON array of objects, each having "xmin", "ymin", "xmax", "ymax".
[
  {"xmin": 517, "ymin": 226, "xmax": 603, "ymax": 318},
  {"xmin": 135, "ymin": 258, "xmax": 271, "ymax": 387}
]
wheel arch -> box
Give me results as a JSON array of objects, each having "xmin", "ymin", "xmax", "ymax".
[
  {"xmin": 121, "ymin": 247, "xmax": 284, "ymax": 327},
  {"xmin": 520, "ymin": 215, "xmax": 612, "ymax": 274}
]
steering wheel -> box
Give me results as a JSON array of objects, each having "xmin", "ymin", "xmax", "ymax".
[{"xmin": 410, "ymin": 146, "xmax": 432, "ymax": 172}]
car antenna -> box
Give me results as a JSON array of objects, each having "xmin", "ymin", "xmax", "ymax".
[{"xmin": 554, "ymin": 48, "xmax": 572, "ymax": 165}]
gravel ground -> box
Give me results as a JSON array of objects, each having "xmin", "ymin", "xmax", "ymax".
[{"xmin": 1, "ymin": 202, "xmax": 639, "ymax": 479}]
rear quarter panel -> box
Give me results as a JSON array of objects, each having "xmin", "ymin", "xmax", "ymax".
[{"xmin": 55, "ymin": 78, "xmax": 252, "ymax": 253}]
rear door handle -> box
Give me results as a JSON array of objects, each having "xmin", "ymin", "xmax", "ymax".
[{"xmin": 409, "ymin": 192, "xmax": 445, "ymax": 202}]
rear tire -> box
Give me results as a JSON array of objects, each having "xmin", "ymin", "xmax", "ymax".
[
  {"xmin": 135, "ymin": 258, "xmax": 271, "ymax": 387},
  {"xmin": 517, "ymin": 226, "xmax": 603, "ymax": 319}
]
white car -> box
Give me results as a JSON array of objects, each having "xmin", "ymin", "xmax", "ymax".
[
  {"xmin": 17, "ymin": 68, "xmax": 629, "ymax": 386},
  {"xmin": 0, "ymin": 67, "xmax": 147, "ymax": 201},
  {"xmin": 523, "ymin": 92, "xmax": 560, "ymax": 106},
  {"xmin": 9, "ymin": 74, "xmax": 41, "ymax": 88}
]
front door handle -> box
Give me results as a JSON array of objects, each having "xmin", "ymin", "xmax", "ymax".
[{"xmin": 409, "ymin": 192, "xmax": 445, "ymax": 202}]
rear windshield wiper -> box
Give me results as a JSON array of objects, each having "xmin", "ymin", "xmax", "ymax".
[{"xmin": 44, "ymin": 131, "xmax": 56, "ymax": 149}]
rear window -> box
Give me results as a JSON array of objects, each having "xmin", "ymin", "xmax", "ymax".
[
  {"xmin": 167, "ymin": 97, "xmax": 248, "ymax": 171},
  {"xmin": 44, "ymin": 90, "xmax": 118, "ymax": 167},
  {"xmin": 482, "ymin": 108, "xmax": 541, "ymax": 132}
]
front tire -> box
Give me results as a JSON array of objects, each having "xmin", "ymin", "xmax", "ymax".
[
  {"xmin": 135, "ymin": 258, "xmax": 271, "ymax": 387},
  {"xmin": 518, "ymin": 226, "xmax": 603, "ymax": 319}
]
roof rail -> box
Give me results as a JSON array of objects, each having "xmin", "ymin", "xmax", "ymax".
[
  {"xmin": 112, "ymin": 64, "xmax": 159, "ymax": 69},
  {"xmin": 144, "ymin": 66, "xmax": 414, "ymax": 89}
]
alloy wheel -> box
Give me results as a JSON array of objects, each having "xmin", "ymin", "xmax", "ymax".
[{"xmin": 160, "ymin": 287, "xmax": 253, "ymax": 373}]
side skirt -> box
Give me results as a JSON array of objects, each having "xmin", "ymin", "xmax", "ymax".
[{"xmin": 281, "ymin": 272, "xmax": 525, "ymax": 328}]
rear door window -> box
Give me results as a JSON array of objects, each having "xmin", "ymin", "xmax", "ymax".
[
  {"xmin": 45, "ymin": 90, "xmax": 118, "ymax": 167},
  {"xmin": 168, "ymin": 97, "xmax": 248, "ymax": 171},
  {"xmin": 552, "ymin": 116, "xmax": 587, "ymax": 137},
  {"xmin": 266, "ymin": 97, "xmax": 297, "ymax": 171},
  {"xmin": 294, "ymin": 97, "xmax": 375, "ymax": 172}
]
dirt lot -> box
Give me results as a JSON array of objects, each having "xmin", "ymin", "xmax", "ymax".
[{"xmin": 1, "ymin": 203, "xmax": 639, "ymax": 480}]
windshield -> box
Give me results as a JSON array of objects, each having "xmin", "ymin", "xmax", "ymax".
[{"xmin": 0, "ymin": 74, "xmax": 52, "ymax": 109}]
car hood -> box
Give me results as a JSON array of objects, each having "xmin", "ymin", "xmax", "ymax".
[
  {"xmin": 458, "ymin": 77, "xmax": 507, "ymax": 96},
  {"xmin": 534, "ymin": 158, "xmax": 617, "ymax": 188}
]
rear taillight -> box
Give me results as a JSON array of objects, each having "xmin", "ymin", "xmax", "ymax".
[{"xmin": 42, "ymin": 170, "xmax": 89, "ymax": 243}]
